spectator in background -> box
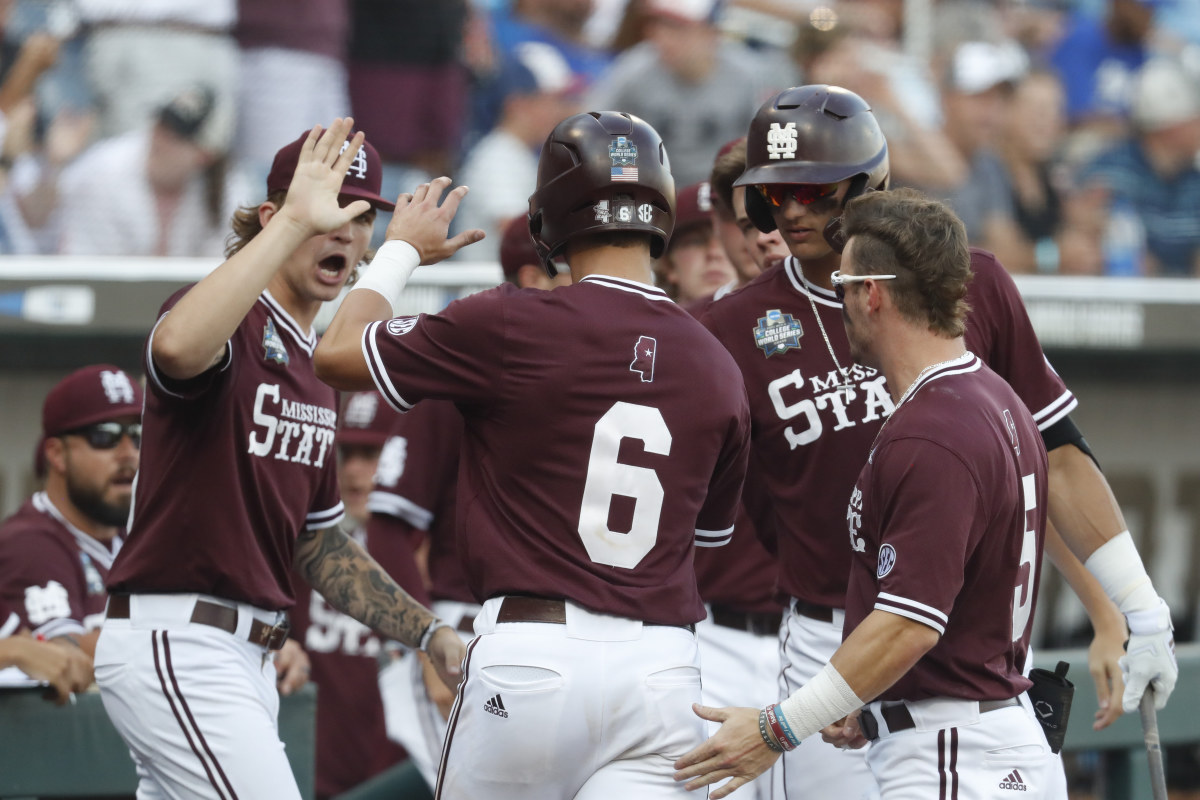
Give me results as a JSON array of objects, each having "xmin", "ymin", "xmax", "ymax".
[
  {"xmin": 453, "ymin": 43, "xmax": 581, "ymax": 262},
  {"xmin": 585, "ymin": 0, "xmax": 778, "ymax": 187},
  {"xmin": 289, "ymin": 390, "xmax": 407, "ymax": 800},
  {"xmin": 76, "ymin": 0, "xmax": 237, "ymax": 144},
  {"xmin": 931, "ymin": 39, "xmax": 1029, "ymax": 271},
  {"xmin": 57, "ymin": 84, "xmax": 249, "ymax": 257},
  {"xmin": 0, "ymin": 365, "xmax": 141, "ymax": 659},
  {"xmin": 488, "ymin": 0, "xmax": 612, "ymax": 85},
  {"xmin": 1080, "ymin": 57, "xmax": 1200, "ymax": 276},
  {"xmin": 797, "ymin": 10, "xmax": 965, "ymax": 193},
  {"xmin": 348, "ymin": 0, "xmax": 469, "ymax": 215},
  {"xmin": 234, "ymin": 0, "xmax": 353, "ymax": 187},
  {"xmin": 1048, "ymin": 0, "xmax": 1160, "ymax": 150},
  {"xmin": 653, "ymin": 180, "xmax": 735, "ymax": 305},
  {"xmin": 999, "ymin": 68, "xmax": 1074, "ymax": 274}
]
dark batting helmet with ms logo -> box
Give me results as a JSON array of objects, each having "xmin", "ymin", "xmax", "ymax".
[
  {"xmin": 735, "ymin": 85, "xmax": 890, "ymax": 233},
  {"xmin": 528, "ymin": 111, "xmax": 675, "ymax": 278}
]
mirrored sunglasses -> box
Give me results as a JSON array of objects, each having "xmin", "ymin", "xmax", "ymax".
[
  {"xmin": 63, "ymin": 421, "xmax": 142, "ymax": 449},
  {"xmin": 755, "ymin": 183, "xmax": 840, "ymax": 209}
]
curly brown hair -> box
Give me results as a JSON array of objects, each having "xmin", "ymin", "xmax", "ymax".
[{"xmin": 840, "ymin": 189, "xmax": 972, "ymax": 338}]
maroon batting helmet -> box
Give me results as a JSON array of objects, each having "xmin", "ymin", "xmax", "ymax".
[
  {"xmin": 735, "ymin": 85, "xmax": 889, "ymax": 233},
  {"xmin": 528, "ymin": 111, "xmax": 675, "ymax": 277}
]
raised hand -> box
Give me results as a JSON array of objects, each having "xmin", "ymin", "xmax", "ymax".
[
  {"xmin": 383, "ymin": 176, "xmax": 485, "ymax": 265},
  {"xmin": 278, "ymin": 118, "xmax": 372, "ymax": 236}
]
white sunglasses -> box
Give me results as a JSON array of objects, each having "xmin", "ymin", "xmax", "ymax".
[{"xmin": 830, "ymin": 270, "xmax": 898, "ymax": 301}]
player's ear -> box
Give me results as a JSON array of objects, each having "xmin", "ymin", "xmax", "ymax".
[
  {"xmin": 43, "ymin": 436, "xmax": 68, "ymax": 475},
  {"xmin": 259, "ymin": 200, "xmax": 281, "ymax": 228}
]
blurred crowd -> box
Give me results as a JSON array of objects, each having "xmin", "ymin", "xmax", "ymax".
[{"xmin": 0, "ymin": 0, "xmax": 1198, "ymax": 277}]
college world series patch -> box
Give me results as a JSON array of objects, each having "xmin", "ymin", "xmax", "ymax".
[
  {"xmin": 753, "ymin": 309, "xmax": 803, "ymax": 357},
  {"xmin": 262, "ymin": 317, "xmax": 289, "ymax": 365}
]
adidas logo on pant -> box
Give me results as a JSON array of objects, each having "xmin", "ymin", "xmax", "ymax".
[
  {"xmin": 484, "ymin": 694, "xmax": 508, "ymax": 718},
  {"xmin": 999, "ymin": 770, "xmax": 1027, "ymax": 791}
]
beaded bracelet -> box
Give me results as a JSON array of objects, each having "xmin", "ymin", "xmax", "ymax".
[
  {"xmin": 758, "ymin": 708, "xmax": 785, "ymax": 752},
  {"xmin": 765, "ymin": 703, "xmax": 801, "ymax": 751}
]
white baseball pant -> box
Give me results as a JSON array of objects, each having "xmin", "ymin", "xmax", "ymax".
[
  {"xmin": 863, "ymin": 697, "xmax": 1054, "ymax": 799},
  {"xmin": 696, "ymin": 606, "xmax": 785, "ymax": 800},
  {"xmin": 95, "ymin": 594, "xmax": 298, "ymax": 800},
  {"xmin": 435, "ymin": 596, "xmax": 704, "ymax": 800}
]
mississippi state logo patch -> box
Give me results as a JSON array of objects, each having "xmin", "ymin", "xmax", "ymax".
[{"xmin": 753, "ymin": 309, "xmax": 803, "ymax": 357}]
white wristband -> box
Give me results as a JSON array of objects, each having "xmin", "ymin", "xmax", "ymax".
[
  {"xmin": 1084, "ymin": 531, "xmax": 1159, "ymax": 615},
  {"xmin": 778, "ymin": 662, "xmax": 865, "ymax": 743},
  {"xmin": 350, "ymin": 239, "xmax": 421, "ymax": 317},
  {"xmin": 418, "ymin": 618, "xmax": 452, "ymax": 652}
]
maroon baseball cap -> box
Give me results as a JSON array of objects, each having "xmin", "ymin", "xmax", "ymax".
[
  {"xmin": 266, "ymin": 129, "xmax": 396, "ymax": 212},
  {"xmin": 338, "ymin": 391, "xmax": 396, "ymax": 447},
  {"xmin": 499, "ymin": 215, "xmax": 541, "ymax": 280},
  {"xmin": 42, "ymin": 365, "xmax": 144, "ymax": 437},
  {"xmin": 673, "ymin": 181, "xmax": 715, "ymax": 235}
]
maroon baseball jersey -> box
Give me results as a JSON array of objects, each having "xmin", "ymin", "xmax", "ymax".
[
  {"xmin": 0, "ymin": 492, "xmax": 118, "ymax": 638},
  {"xmin": 108, "ymin": 289, "xmax": 344, "ymax": 610},
  {"xmin": 363, "ymin": 275, "xmax": 752, "ymax": 625},
  {"xmin": 367, "ymin": 399, "xmax": 472, "ymax": 603},
  {"xmin": 843, "ymin": 354, "xmax": 1048, "ymax": 700},
  {"xmin": 288, "ymin": 524, "xmax": 403, "ymax": 798},
  {"xmin": 700, "ymin": 251, "xmax": 1075, "ymax": 608},
  {"xmin": 684, "ymin": 293, "xmax": 780, "ymax": 614}
]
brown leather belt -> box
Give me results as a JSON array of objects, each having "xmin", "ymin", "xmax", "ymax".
[
  {"xmin": 497, "ymin": 596, "xmax": 695, "ymax": 633},
  {"xmin": 860, "ymin": 697, "xmax": 1021, "ymax": 741},
  {"xmin": 457, "ymin": 614, "xmax": 477, "ymax": 634},
  {"xmin": 710, "ymin": 606, "xmax": 783, "ymax": 636},
  {"xmin": 106, "ymin": 594, "xmax": 290, "ymax": 651},
  {"xmin": 792, "ymin": 600, "xmax": 836, "ymax": 623}
]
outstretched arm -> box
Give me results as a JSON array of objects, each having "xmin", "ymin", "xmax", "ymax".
[
  {"xmin": 673, "ymin": 611, "xmax": 938, "ymax": 798},
  {"xmin": 154, "ymin": 119, "xmax": 371, "ymax": 380},
  {"xmin": 315, "ymin": 176, "xmax": 483, "ymax": 390},
  {"xmin": 293, "ymin": 525, "xmax": 464, "ymax": 691}
]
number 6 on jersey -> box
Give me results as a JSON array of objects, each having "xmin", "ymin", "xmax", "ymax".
[{"xmin": 578, "ymin": 402, "xmax": 672, "ymax": 568}]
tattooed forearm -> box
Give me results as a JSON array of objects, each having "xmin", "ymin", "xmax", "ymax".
[{"xmin": 293, "ymin": 525, "xmax": 434, "ymax": 647}]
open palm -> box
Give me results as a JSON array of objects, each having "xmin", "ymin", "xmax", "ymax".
[{"xmin": 280, "ymin": 118, "xmax": 372, "ymax": 234}]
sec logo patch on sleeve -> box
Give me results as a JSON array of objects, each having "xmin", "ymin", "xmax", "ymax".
[
  {"xmin": 877, "ymin": 543, "xmax": 897, "ymax": 578},
  {"xmin": 387, "ymin": 317, "xmax": 418, "ymax": 336}
]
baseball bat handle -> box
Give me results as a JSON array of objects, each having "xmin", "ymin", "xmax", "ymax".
[{"xmin": 1139, "ymin": 690, "xmax": 1168, "ymax": 800}]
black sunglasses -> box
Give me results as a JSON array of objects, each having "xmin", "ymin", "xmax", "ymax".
[{"xmin": 62, "ymin": 422, "xmax": 142, "ymax": 449}]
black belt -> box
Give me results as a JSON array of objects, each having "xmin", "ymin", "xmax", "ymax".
[
  {"xmin": 106, "ymin": 594, "xmax": 290, "ymax": 651},
  {"xmin": 792, "ymin": 600, "xmax": 836, "ymax": 623},
  {"xmin": 497, "ymin": 596, "xmax": 695, "ymax": 633},
  {"xmin": 859, "ymin": 697, "xmax": 1022, "ymax": 741},
  {"xmin": 710, "ymin": 606, "xmax": 783, "ymax": 636}
]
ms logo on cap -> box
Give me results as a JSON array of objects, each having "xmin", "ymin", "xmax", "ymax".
[
  {"xmin": 766, "ymin": 122, "xmax": 798, "ymax": 160},
  {"xmin": 344, "ymin": 392, "xmax": 380, "ymax": 428},
  {"xmin": 340, "ymin": 141, "xmax": 369, "ymax": 179},
  {"xmin": 101, "ymin": 370, "xmax": 136, "ymax": 404}
]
